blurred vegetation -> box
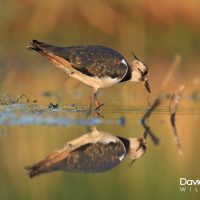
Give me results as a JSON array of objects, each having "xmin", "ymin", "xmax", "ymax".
[
  {"xmin": 0, "ymin": 0, "xmax": 199, "ymax": 100},
  {"xmin": 1, "ymin": 0, "xmax": 200, "ymax": 60},
  {"xmin": 0, "ymin": 1, "xmax": 200, "ymax": 200}
]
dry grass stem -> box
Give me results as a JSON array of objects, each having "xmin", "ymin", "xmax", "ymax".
[{"xmin": 169, "ymin": 85, "xmax": 185, "ymax": 154}]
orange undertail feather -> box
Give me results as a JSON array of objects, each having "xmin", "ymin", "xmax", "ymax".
[{"xmin": 25, "ymin": 148, "xmax": 70, "ymax": 178}]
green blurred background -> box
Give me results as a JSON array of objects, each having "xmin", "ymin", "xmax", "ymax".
[{"xmin": 0, "ymin": 0, "xmax": 200, "ymax": 200}]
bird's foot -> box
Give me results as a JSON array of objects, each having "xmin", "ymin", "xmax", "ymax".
[
  {"xmin": 95, "ymin": 103, "xmax": 105, "ymax": 112},
  {"xmin": 84, "ymin": 103, "xmax": 104, "ymax": 118},
  {"xmin": 94, "ymin": 110, "xmax": 104, "ymax": 118},
  {"xmin": 93, "ymin": 103, "xmax": 104, "ymax": 118}
]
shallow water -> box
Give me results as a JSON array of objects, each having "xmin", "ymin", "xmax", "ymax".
[{"xmin": 0, "ymin": 97, "xmax": 200, "ymax": 200}]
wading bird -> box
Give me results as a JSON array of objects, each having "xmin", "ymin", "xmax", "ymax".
[
  {"xmin": 27, "ymin": 40, "xmax": 150, "ymax": 108},
  {"xmin": 25, "ymin": 127, "xmax": 146, "ymax": 178}
]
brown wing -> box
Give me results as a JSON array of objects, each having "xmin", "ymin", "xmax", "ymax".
[
  {"xmin": 25, "ymin": 141, "xmax": 126, "ymax": 177},
  {"xmin": 67, "ymin": 46, "xmax": 129, "ymax": 79},
  {"xmin": 64, "ymin": 141, "xmax": 126, "ymax": 173}
]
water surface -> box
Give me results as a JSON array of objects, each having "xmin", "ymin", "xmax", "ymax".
[{"xmin": 0, "ymin": 98, "xmax": 199, "ymax": 200}]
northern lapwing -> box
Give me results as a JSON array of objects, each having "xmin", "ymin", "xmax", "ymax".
[
  {"xmin": 27, "ymin": 40, "xmax": 151, "ymax": 107},
  {"xmin": 25, "ymin": 127, "xmax": 146, "ymax": 177}
]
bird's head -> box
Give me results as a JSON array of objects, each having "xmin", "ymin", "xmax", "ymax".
[
  {"xmin": 128, "ymin": 137, "xmax": 146, "ymax": 161},
  {"xmin": 129, "ymin": 54, "xmax": 151, "ymax": 93}
]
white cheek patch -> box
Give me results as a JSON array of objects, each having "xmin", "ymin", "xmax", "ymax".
[
  {"xmin": 131, "ymin": 70, "xmax": 141, "ymax": 82},
  {"xmin": 132, "ymin": 60, "xmax": 146, "ymax": 71},
  {"xmin": 121, "ymin": 59, "xmax": 128, "ymax": 66},
  {"xmin": 140, "ymin": 64, "xmax": 147, "ymax": 72}
]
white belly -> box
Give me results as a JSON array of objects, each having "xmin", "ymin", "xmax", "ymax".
[
  {"xmin": 53, "ymin": 62, "xmax": 121, "ymax": 89},
  {"xmin": 69, "ymin": 70, "xmax": 120, "ymax": 89}
]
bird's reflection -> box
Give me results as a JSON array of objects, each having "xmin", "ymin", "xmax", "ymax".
[{"xmin": 25, "ymin": 127, "xmax": 146, "ymax": 178}]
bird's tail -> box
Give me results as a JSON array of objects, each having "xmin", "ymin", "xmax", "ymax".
[
  {"xmin": 25, "ymin": 148, "xmax": 70, "ymax": 178},
  {"xmin": 27, "ymin": 39, "xmax": 54, "ymax": 51},
  {"xmin": 27, "ymin": 39, "xmax": 73, "ymax": 72}
]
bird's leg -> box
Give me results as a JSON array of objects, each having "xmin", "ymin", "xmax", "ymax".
[
  {"xmin": 93, "ymin": 89, "xmax": 105, "ymax": 112},
  {"xmin": 88, "ymin": 93, "xmax": 94, "ymax": 109},
  {"xmin": 88, "ymin": 88, "xmax": 98, "ymax": 109},
  {"xmin": 87, "ymin": 88, "xmax": 104, "ymax": 117},
  {"xmin": 94, "ymin": 91, "xmax": 100, "ymax": 108}
]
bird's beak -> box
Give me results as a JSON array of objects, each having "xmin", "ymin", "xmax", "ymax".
[{"xmin": 144, "ymin": 80, "xmax": 151, "ymax": 93}]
